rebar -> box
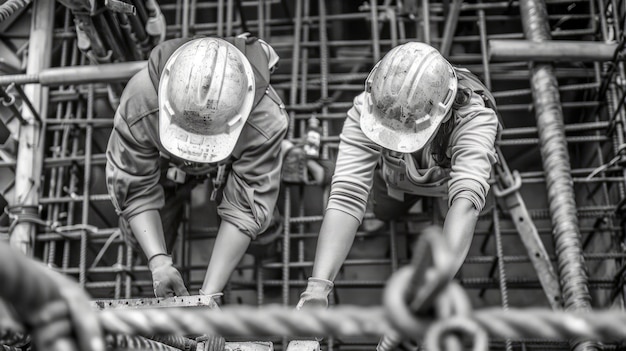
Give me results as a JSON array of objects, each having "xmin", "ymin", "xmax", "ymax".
[
  {"xmin": 7, "ymin": 2, "xmax": 626, "ymax": 350},
  {"xmin": 0, "ymin": 0, "xmax": 30, "ymax": 23},
  {"xmin": 519, "ymin": 0, "xmax": 595, "ymax": 323}
]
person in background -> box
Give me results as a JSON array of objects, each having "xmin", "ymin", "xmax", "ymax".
[
  {"xmin": 106, "ymin": 35, "xmax": 288, "ymax": 299},
  {"xmin": 296, "ymin": 42, "xmax": 500, "ymax": 308}
]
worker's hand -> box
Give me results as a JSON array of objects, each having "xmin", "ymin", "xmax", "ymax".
[
  {"xmin": 148, "ymin": 254, "xmax": 190, "ymax": 297},
  {"xmin": 296, "ymin": 277, "xmax": 334, "ymax": 310}
]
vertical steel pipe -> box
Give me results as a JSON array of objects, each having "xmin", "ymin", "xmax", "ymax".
[
  {"xmin": 369, "ymin": 0, "xmax": 380, "ymax": 62},
  {"xmin": 477, "ymin": 0, "xmax": 491, "ymax": 90},
  {"xmin": 226, "ymin": 0, "xmax": 234, "ymax": 37},
  {"xmin": 421, "ymin": 0, "xmax": 430, "ymax": 45},
  {"xmin": 318, "ymin": 0, "xmax": 329, "ymax": 159},
  {"xmin": 182, "ymin": 0, "xmax": 190, "ymax": 38},
  {"xmin": 439, "ymin": 0, "xmax": 463, "ymax": 57},
  {"xmin": 257, "ymin": 0, "xmax": 265, "ymax": 39},
  {"xmin": 519, "ymin": 0, "xmax": 595, "ymax": 349},
  {"xmin": 78, "ymin": 84, "xmax": 95, "ymax": 286},
  {"xmin": 9, "ymin": 0, "xmax": 54, "ymax": 254},
  {"xmin": 217, "ymin": 0, "xmax": 225, "ymax": 37}
]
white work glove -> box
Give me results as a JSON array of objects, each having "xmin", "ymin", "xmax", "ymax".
[
  {"xmin": 148, "ymin": 254, "xmax": 189, "ymax": 298},
  {"xmin": 199, "ymin": 290, "xmax": 224, "ymax": 308},
  {"xmin": 296, "ymin": 277, "xmax": 334, "ymax": 310}
]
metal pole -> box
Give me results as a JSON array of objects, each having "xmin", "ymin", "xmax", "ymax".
[
  {"xmin": 489, "ymin": 40, "xmax": 619, "ymax": 61},
  {"xmin": 369, "ymin": 0, "xmax": 380, "ymax": 62},
  {"xmin": 0, "ymin": 61, "xmax": 147, "ymax": 86},
  {"xmin": 9, "ymin": 0, "xmax": 54, "ymax": 254},
  {"xmin": 421, "ymin": 0, "xmax": 430, "ymax": 45},
  {"xmin": 182, "ymin": 0, "xmax": 190, "ymax": 38},
  {"xmin": 439, "ymin": 0, "xmax": 463, "ymax": 57},
  {"xmin": 519, "ymin": 0, "xmax": 596, "ymax": 349}
]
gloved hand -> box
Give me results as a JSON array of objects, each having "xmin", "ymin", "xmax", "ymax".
[
  {"xmin": 148, "ymin": 254, "xmax": 190, "ymax": 297},
  {"xmin": 199, "ymin": 290, "xmax": 224, "ymax": 308},
  {"xmin": 296, "ymin": 277, "xmax": 334, "ymax": 310}
]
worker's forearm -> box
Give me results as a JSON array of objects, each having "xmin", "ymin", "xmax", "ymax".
[
  {"xmin": 201, "ymin": 221, "xmax": 252, "ymax": 294},
  {"xmin": 442, "ymin": 198, "xmax": 479, "ymax": 275},
  {"xmin": 312, "ymin": 209, "xmax": 361, "ymax": 281},
  {"xmin": 128, "ymin": 209, "xmax": 167, "ymax": 259}
]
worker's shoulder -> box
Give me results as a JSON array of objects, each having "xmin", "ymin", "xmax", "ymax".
[
  {"xmin": 245, "ymin": 86, "xmax": 289, "ymax": 140},
  {"xmin": 149, "ymin": 37, "xmax": 193, "ymax": 65},
  {"xmin": 117, "ymin": 68, "xmax": 159, "ymax": 127}
]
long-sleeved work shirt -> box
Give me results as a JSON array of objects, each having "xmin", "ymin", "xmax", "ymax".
[
  {"xmin": 106, "ymin": 37, "xmax": 288, "ymax": 239},
  {"xmin": 327, "ymin": 88, "xmax": 499, "ymax": 223}
]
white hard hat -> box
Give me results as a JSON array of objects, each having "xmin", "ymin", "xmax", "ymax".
[
  {"xmin": 360, "ymin": 42, "xmax": 457, "ymax": 153},
  {"xmin": 158, "ymin": 37, "xmax": 255, "ymax": 163}
]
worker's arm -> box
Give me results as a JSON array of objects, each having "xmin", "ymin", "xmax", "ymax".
[
  {"xmin": 203, "ymin": 91, "xmax": 288, "ymax": 296},
  {"xmin": 311, "ymin": 209, "xmax": 361, "ymax": 281},
  {"xmin": 298, "ymin": 93, "xmax": 381, "ymax": 309},
  {"xmin": 444, "ymin": 90, "xmax": 500, "ymax": 274},
  {"xmin": 442, "ymin": 197, "xmax": 479, "ymax": 274},
  {"xmin": 201, "ymin": 221, "xmax": 252, "ymax": 295},
  {"xmin": 105, "ymin": 72, "xmax": 187, "ymax": 297},
  {"xmin": 129, "ymin": 210, "xmax": 189, "ymax": 297}
]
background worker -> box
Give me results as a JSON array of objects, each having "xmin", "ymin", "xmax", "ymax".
[
  {"xmin": 296, "ymin": 42, "xmax": 500, "ymax": 308},
  {"xmin": 106, "ymin": 36, "xmax": 288, "ymax": 299}
]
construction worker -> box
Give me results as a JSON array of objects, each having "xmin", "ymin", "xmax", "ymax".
[
  {"xmin": 296, "ymin": 42, "xmax": 500, "ymax": 308},
  {"xmin": 106, "ymin": 35, "xmax": 288, "ymax": 299}
]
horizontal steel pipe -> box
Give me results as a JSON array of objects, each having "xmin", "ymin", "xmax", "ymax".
[
  {"xmin": 490, "ymin": 40, "xmax": 618, "ymax": 61},
  {"xmin": 0, "ymin": 61, "xmax": 147, "ymax": 86}
]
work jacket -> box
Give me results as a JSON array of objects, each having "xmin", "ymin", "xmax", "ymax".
[
  {"xmin": 326, "ymin": 85, "xmax": 499, "ymax": 223},
  {"xmin": 106, "ymin": 37, "xmax": 288, "ymax": 239}
]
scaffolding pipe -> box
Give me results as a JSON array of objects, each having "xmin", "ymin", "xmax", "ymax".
[
  {"xmin": 490, "ymin": 40, "xmax": 619, "ymax": 61},
  {"xmin": 9, "ymin": 0, "xmax": 54, "ymax": 254},
  {"xmin": 0, "ymin": 61, "xmax": 146, "ymax": 86},
  {"xmin": 439, "ymin": 0, "xmax": 463, "ymax": 57},
  {"xmin": 519, "ymin": 0, "xmax": 596, "ymax": 349},
  {"xmin": 0, "ymin": 0, "xmax": 30, "ymax": 23}
]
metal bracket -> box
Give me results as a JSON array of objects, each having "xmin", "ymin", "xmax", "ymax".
[
  {"xmin": 91, "ymin": 295, "xmax": 220, "ymax": 310},
  {"xmin": 494, "ymin": 149, "xmax": 563, "ymax": 310}
]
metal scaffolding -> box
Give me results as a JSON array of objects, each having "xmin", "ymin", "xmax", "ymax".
[{"xmin": 1, "ymin": 0, "xmax": 626, "ymax": 350}]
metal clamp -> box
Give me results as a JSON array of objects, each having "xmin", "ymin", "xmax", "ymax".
[
  {"xmin": 210, "ymin": 164, "xmax": 227, "ymax": 201},
  {"xmin": 493, "ymin": 169, "xmax": 522, "ymax": 198}
]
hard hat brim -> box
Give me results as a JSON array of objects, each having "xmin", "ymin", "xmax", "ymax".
[
  {"xmin": 157, "ymin": 38, "xmax": 256, "ymax": 163},
  {"xmin": 360, "ymin": 93, "xmax": 444, "ymax": 153},
  {"xmin": 159, "ymin": 114, "xmax": 246, "ymax": 163}
]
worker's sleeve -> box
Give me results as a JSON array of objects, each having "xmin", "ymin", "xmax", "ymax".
[
  {"xmin": 105, "ymin": 111, "xmax": 163, "ymax": 221},
  {"xmin": 217, "ymin": 103, "xmax": 288, "ymax": 239},
  {"xmin": 447, "ymin": 92, "xmax": 499, "ymax": 212},
  {"xmin": 326, "ymin": 92, "xmax": 382, "ymax": 223}
]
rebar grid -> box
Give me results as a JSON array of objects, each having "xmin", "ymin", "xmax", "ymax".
[{"xmin": 0, "ymin": 0, "xmax": 623, "ymax": 350}]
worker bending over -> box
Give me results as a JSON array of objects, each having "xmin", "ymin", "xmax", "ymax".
[
  {"xmin": 297, "ymin": 42, "xmax": 500, "ymax": 308},
  {"xmin": 106, "ymin": 36, "xmax": 288, "ymax": 299}
]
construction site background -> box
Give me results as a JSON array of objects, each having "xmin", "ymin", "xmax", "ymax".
[{"xmin": 0, "ymin": 0, "xmax": 625, "ymax": 350}]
